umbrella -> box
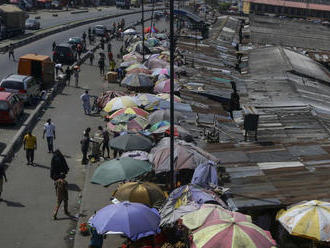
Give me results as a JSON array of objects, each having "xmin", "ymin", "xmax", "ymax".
[
  {"xmin": 146, "ymin": 37, "xmax": 160, "ymax": 47},
  {"xmin": 88, "ymin": 201, "xmax": 160, "ymax": 240},
  {"xmin": 120, "ymin": 61, "xmax": 138, "ymax": 68},
  {"xmin": 156, "ymin": 93, "xmax": 182, "ymax": 102},
  {"xmin": 148, "ymin": 58, "xmax": 169, "ymax": 69},
  {"xmin": 135, "ymin": 93, "xmax": 162, "ymax": 106},
  {"xmin": 149, "ymin": 137, "xmax": 217, "ymax": 173},
  {"xmin": 126, "ymin": 63, "xmax": 148, "ymax": 71},
  {"xmin": 191, "ymin": 162, "xmax": 218, "ymax": 187},
  {"xmin": 110, "ymin": 134, "xmax": 153, "ymax": 152},
  {"xmin": 188, "ymin": 219, "xmax": 276, "ymax": 248},
  {"xmin": 121, "ymin": 150, "xmax": 149, "ymax": 161},
  {"xmin": 160, "ymin": 203, "xmax": 200, "ymax": 227},
  {"xmin": 121, "ymin": 74, "xmax": 153, "ymax": 88},
  {"xmin": 123, "ymin": 28, "xmax": 137, "ymax": 35},
  {"xmin": 108, "ymin": 107, "xmax": 149, "ymax": 119},
  {"xmin": 153, "ymin": 101, "xmax": 192, "ymax": 112},
  {"xmin": 97, "ymin": 91, "xmax": 127, "ymax": 109},
  {"xmin": 154, "ymin": 79, "xmax": 180, "ymax": 93},
  {"xmin": 155, "ymin": 33, "xmax": 167, "ymax": 40},
  {"xmin": 181, "ymin": 204, "xmax": 251, "ymax": 230},
  {"xmin": 144, "ymin": 26, "xmax": 159, "ymax": 33},
  {"xmin": 103, "ymin": 96, "xmax": 139, "ymax": 113},
  {"xmin": 149, "ymin": 121, "xmax": 170, "ymax": 132},
  {"xmin": 148, "ymin": 109, "xmax": 183, "ymax": 125},
  {"xmin": 276, "ymin": 200, "xmax": 330, "ymax": 242},
  {"xmin": 128, "ymin": 41, "xmax": 151, "ymax": 54},
  {"xmin": 151, "ymin": 124, "xmax": 190, "ymax": 138},
  {"xmin": 152, "ymin": 68, "xmax": 170, "ymax": 77},
  {"xmin": 107, "ymin": 115, "xmax": 148, "ymax": 132},
  {"xmin": 123, "ymin": 52, "xmax": 143, "ymax": 62},
  {"xmin": 126, "ymin": 68, "xmax": 152, "ymax": 75},
  {"xmin": 113, "ymin": 181, "xmax": 166, "ymax": 208},
  {"xmin": 91, "ymin": 158, "xmax": 152, "ymax": 186}
]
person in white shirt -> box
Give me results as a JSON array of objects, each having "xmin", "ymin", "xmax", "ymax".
[
  {"xmin": 43, "ymin": 118, "xmax": 56, "ymax": 153},
  {"xmin": 80, "ymin": 90, "xmax": 91, "ymax": 115}
]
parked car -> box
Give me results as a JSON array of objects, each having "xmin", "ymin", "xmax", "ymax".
[
  {"xmin": 68, "ymin": 37, "xmax": 86, "ymax": 51},
  {"xmin": 53, "ymin": 43, "xmax": 77, "ymax": 65},
  {"xmin": 25, "ymin": 18, "xmax": 40, "ymax": 30},
  {"xmin": 94, "ymin": 25, "xmax": 107, "ymax": 36},
  {"xmin": 0, "ymin": 92, "xmax": 24, "ymax": 124},
  {"xmin": 0, "ymin": 74, "xmax": 41, "ymax": 105}
]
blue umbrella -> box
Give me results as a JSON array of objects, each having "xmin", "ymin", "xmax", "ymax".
[
  {"xmin": 89, "ymin": 201, "xmax": 160, "ymax": 240},
  {"xmin": 191, "ymin": 161, "xmax": 218, "ymax": 187}
]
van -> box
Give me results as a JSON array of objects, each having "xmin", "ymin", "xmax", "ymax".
[
  {"xmin": 18, "ymin": 54, "xmax": 55, "ymax": 89},
  {"xmin": 0, "ymin": 92, "xmax": 24, "ymax": 124},
  {"xmin": 0, "ymin": 75, "xmax": 40, "ymax": 105},
  {"xmin": 53, "ymin": 43, "xmax": 77, "ymax": 65}
]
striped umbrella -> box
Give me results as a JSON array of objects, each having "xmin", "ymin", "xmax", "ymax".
[
  {"xmin": 149, "ymin": 121, "xmax": 170, "ymax": 132},
  {"xmin": 181, "ymin": 204, "xmax": 251, "ymax": 231},
  {"xmin": 107, "ymin": 115, "xmax": 148, "ymax": 132},
  {"xmin": 108, "ymin": 107, "xmax": 149, "ymax": 120},
  {"xmin": 189, "ymin": 219, "xmax": 276, "ymax": 248},
  {"xmin": 135, "ymin": 93, "xmax": 162, "ymax": 106},
  {"xmin": 276, "ymin": 200, "xmax": 330, "ymax": 242},
  {"xmin": 154, "ymin": 79, "xmax": 180, "ymax": 93},
  {"xmin": 103, "ymin": 96, "xmax": 139, "ymax": 113},
  {"xmin": 121, "ymin": 74, "xmax": 153, "ymax": 88}
]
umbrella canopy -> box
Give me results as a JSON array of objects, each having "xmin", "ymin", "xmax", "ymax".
[
  {"xmin": 126, "ymin": 63, "xmax": 148, "ymax": 71},
  {"xmin": 135, "ymin": 93, "xmax": 162, "ymax": 106},
  {"xmin": 191, "ymin": 162, "xmax": 218, "ymax": 187},
  {"xmin": 146, "ymin": 37, "xmax": 160, "ymax": 47},
  {"xmin": 121, "ymin": 74, "xmax": 153, "ymax": 88},
  {"xmin": 104, "ymin": 96, "xmax": 139, "ymax": 113},
  {"xmin": 88, "ymin": 201, "xmax": 160, "ymax": 240},
  {"xmin": 107, "ymin": 114, "xmax": 148, "ymax": 132},
  {"xmin": 123, "ymin": 28, "xmax": 137, "ymax": 35},
  {"xmin": 160, "ymin": 203, "xmax": 200, "ymax": 227},
  {"xmin": 123, "ymin": 52, "xmax": 143, "ymax": 63},
  {"xmin": 149, "ymin": 121, "xmax": 170, "ymax": 132},
  {"xmin": 181, "ymin": 204, "xmax": 251, "ymax": 230},
  {"xmin": 127, "ymin": 68, "xmax": 152, "ymax": 75},
  {"xmin": 97, "ymin": 91, "xmax": 127, "ymax": 109},
  {"xmin": 128, "ymin": 41, "xmax": 151, "ymax": 54},
  {"xmin": 110, "ymin": 134, "xmax": 153, "ymax": 152},
  {"xmin": 151, "ymin": 124, "xmax": 190, "ymax": 138},
  {"xmin": 149, "ymin": 138, "xmax": 217, "ymax": 173},
  {"xmin": 144, "ymin": 26, "xmax": 159, "ymax": 33},
  {"xmin": 152, "ymin": 68, "xmax": 170, "ymax": 77},
  {"xmin": 108, "ymin": 107, "xmax": 149, "ymax": 120},
  {"xmin": 148, "ymin": 109, "xmax": 183, "ymax": 125},
  {"xmin": 113, "ymin": 181, "xmax": 166, "ymax": 208},
  {"xmin": 120, "ymin": 60, "xmax": 138, "ymax": 68},
  {"xmin": 91, "ymin": 158, "xmax": 152, "ymax": 186},
  {"xmin": 189, "ymin": 219, "xmax": 276, "ymax": 248},
  {"xmin": 154, "ymin": 79, "xmax": 180, "ymax": 93},
  {"xmin": 148, "ymin": 58, "xmax": 169, "ymax": 69},
  {"xmin": 276, "ymin": 200, "xmax": 330, "ymax": 242},
  {"xmin": 155, "ymin": 33, "xmax": 167, "ymax": 40},
  {"xmin": 156, "ymin": 93, "xmax": 182, "ymax": 102},
  {"xmin": 121, "ymin": 150, "xmax": 149, "ymax": 161}
]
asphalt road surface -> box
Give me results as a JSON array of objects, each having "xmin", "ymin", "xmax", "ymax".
[{"xmin": 0, "ymin": 11, "xmax": 153, "ymax": 154}]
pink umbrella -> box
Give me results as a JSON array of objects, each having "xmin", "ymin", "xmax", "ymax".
[
  {"xmin": 148, "ymin": 59, "xmax": 169, "ymax": 69},
  {"xmin": 154, "ymin": 79, "xmax": 180, "ymax": 93}
]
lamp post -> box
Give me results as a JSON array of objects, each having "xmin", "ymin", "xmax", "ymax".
[
  {"xmin": 141, "ymin": 0, "xmax": 145, "ymax": 61},
  {"xmin": 169, "ymin": 0, "xmax": 175, "ymax": 190}
]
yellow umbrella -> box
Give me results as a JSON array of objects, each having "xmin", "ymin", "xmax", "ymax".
[
  {"xmin": 126, "ymin": 63, "xmax": 148, "ymax": 72},
  {"xmin": 276, "ymin": 200, "xmax": 330, "ymax": 242},
  {"xmin": 113, "ymin": 181, "xmax": 166, "ymax": 208},
  {"xmin": 103, "ymin": 96, "xmax": 138, "ymax": 113}
]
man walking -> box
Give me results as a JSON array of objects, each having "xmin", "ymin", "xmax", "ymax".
[
  {"xmin": 0, "ymin": 164, "xmax": 8, "ymax": 201},
  {"xmin": 23, "ymin": 131, "xmax": 37, "ymax": 166},
  {"xmin": 98, "ymin": 58, "xmax": 105, "ymax": 75},
  {"xmin": 73, "ymin": 67, "xmax": 80, "ymax": 88},
  {"xmin": 50, "ymin": 149, "xmax": 69, "ymax": 181},
  {"xmin": 43, "ymin": 118, "xmax": 56, "ymax": 153},
  {"xmin": 80, "ymin": 90, "xmax": 91, "ymax": 115},
  {"xmin": 8, "ymin": 43, "xmax": 15, "ymax": 61},
  {"xmin": 98, "ymin": 126, "xmax": 110, "ymax": 158},
  {"xmin": 65, "ymin": 67, "xmax": 72, "ymax": 86},
  {"xmin": 52, "ymin": 175, "xmax": 69, "ymax": 220},
  {"xmin": 80, "ymin": 132, "xmax": 90, "ymax": 165}
]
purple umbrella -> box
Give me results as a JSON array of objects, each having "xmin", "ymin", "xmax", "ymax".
[
  {"xmin": 191, "ymin": 161, "xmax": 218, "ymax": 187},
  {"xmin": 88, "ymin": 201, "xmax": 160, "ymax": 240}
]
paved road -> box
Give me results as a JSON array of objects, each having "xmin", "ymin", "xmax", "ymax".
[{"xmin": 0, "ymin": 11, "xmax": 153, "ymax": 154}]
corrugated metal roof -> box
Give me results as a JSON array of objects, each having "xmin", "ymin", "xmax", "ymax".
[{"xmin": 246, "ymin": 0, "xmax": 330, "ymax": 11}]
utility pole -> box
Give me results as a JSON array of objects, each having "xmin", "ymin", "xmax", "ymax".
[
  {"xmin": 169, "ymin": 0, "xmax": 175, "ymax": 190},
  {"xmin": 141, "ymin": 0, "xmax": 145, "ymax": 61}
]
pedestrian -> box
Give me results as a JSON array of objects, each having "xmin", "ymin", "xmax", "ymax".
[
  {"xmin": 88, "ymin": 27, "xmax": 91, "ymax": 35},
  {"xmin": 55, "ymin": 63, "xmax": 63, "ymax": 77},
  {"xmin": 23, "ymin": 131, "xmax": 37, "ymax": 166},
  {"xmin": 98, "ymin": 58, "xmax": 105, "ymax": 75},
  {"xmin": 52, "ymin": 41, "xmax": 56, "ymax": 51},
  {"xmin": 82, "ymin": 31, "xmax": 87, "ymax": 43},
  {"xmin": 80, "ymin": 132, "xmax": 90, "ymax": 164},
  {"xmin": 65, "ymin": 66, "xmax": 72, "ymax": 86},
  {"xmin": 107, "ymin": 50, "xmax": 113, "ymax": 62},
  {"xmin": 43, "ymin": 118, "xmax": 56, "ymax": 153},
  {"xmin": 0, "ymin": 164, "xmax": 8, "ymax": 201},
  {"xmin": 88, "ymin": 33, "xmax": 93, "ymax": 45},
  {"xmin": 52, "ymin": 175, "xmax": 69, "ymax": 220},
  {"xmin": 107, "ymin": 42, "xmax": 111, "ymax": 52},
  {"xmin": 77, "ymin": 43, "xmax": 82, "ymax": 59},
  {"xmin": 109, "ymin": 59, "xmax": 116, "ymax": 72},
  {"xmin": 89, "ymin": 227, "xmax": 105, "ymax": 248},
  {"xmin": 89, "ymin": 51, "xmax": 95, "ymax": 65},
  {"xmin": 73, "ymin": 67, "xmax": 80, "ymax": 87},
  {"xmin": 8, "ymin": 43, "xmax": 15, "ymax": 61},
  {"xmin": 80, "ymin": 90, "xmax": 91, "ymax": 115},
  {"xmin": 98, "ymin": 126, "xmax": 110, "ymax": 158},
  {"xmin": 50, "ymin": 149, "xmax": 69, "ymax": 181},
  {"xmin": 100, "ymin": 38, "xmax": 105, "ymax": 50}
]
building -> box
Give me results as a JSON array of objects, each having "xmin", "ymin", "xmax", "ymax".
[{"xmin": 242, "ymin": 0, "xmax": 330, "ymax": 18}]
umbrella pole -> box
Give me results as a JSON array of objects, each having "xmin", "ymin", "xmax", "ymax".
[
  {"xmin": 169, "ymin": 0, "xmax": 175, "ymax": 190},
  {"xmin": 142, "ymin": 0, "xmax": 145, "ymax": 61}
]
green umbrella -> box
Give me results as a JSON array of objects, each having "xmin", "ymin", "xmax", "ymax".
[
  {"xmin": 110, "ymin": 134, "xmax": 153, "ymax": 152},
  {"xmin": 91, "ymin": 157, "xmax": 152, "ymax": 186},
  {"xmin": 149, "ymin": 121, "xmax": 170, "ymax": 132}
]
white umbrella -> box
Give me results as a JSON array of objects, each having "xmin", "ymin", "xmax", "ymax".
[{"xmin": 123, "ymin": 28, "xmax": 137, "ymax": 35}]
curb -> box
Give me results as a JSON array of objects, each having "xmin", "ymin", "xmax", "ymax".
[
  {"xmin": 71, "ymin": 10, "xmax": 89, "ymax": 14},
  {"xmin": 0, "ymin": 7, "xmax": 164, "ymax": 53}
]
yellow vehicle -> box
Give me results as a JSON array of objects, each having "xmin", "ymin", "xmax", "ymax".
[{"xmin": 18, "ymin": 54, "xmax": 54, "ymax": 89}]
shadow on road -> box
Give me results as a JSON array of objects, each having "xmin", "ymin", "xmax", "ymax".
[
  {"xmin": 1, "ymin": 199, "xmax": 25, "ymax": 207},
  {"xmin": 0, "ymin": 112, "xmax": 29, "ymax": 130},
  {"xmin": 34, "ymin": 163, "xmax": 50, "ymax": 170},
  {"xmin": 0, "ymin": 142, "xmax": 6, "ymax": 154},
  {"xmin": 68, "ymin": 183, "xmax": 81, "ymax": 192}
]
